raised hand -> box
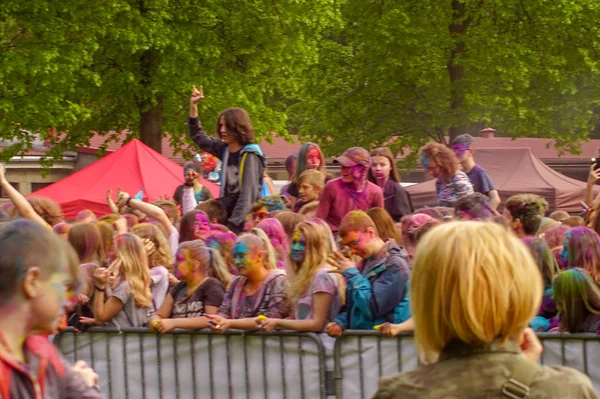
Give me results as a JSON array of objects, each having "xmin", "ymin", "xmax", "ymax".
[
  {"xmin": 327, "ymin": 251, "xmax": 355, "ymax": 274},
  {"xmin": 92, "ymin": 268, "xmax": 109, "ymax": 289},
  {"xmin": 190, "ymin": 85, "xmax": 205, "ymax": 105}
]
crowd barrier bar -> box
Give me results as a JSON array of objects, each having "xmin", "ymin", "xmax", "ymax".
[
  {"xmin": 334, "ymin": 330, "xmax": 600, "ymax": 399},
  {"xmin": 55, "ymin": 329, "xmax": 600, "ymax": 399},
  {"xmin": 55, "ymin": 327, "xmax": 328, "ymax": 399}
]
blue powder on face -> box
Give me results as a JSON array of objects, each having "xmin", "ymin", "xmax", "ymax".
[
  {"xmin": 421, "ymin": 156, "xmax": 430, "ymax": 169},
  {"xmin": 233, "ymin": 242, "xmax": 250, "ymax": 269}
]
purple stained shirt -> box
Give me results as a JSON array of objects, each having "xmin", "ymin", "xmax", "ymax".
[
  {"xmin": 315, "ymin": 178, "xmax": 384, "ymax": 232},
  {"xmin": 435, "ymin": 171, "xmax": 474, "ymax": 207},
  {"xmin": 466, "ymin": 164, "xmax": 496, "ymax": 195},
  {"xmin": 295, "ymin": 269, "xmax": 343, "ymax": 328}
]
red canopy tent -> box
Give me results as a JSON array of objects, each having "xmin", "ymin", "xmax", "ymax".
[
  {"xmin": 406, "ymin": 147, "xmax": 596, "ymax": 212},
  {"xmin": 29, "ymin": 139, "xmax": 219, "ymax": 219}
]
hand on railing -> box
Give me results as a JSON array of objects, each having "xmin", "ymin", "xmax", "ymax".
[
  {"xmin": 255, "ymin": 315, "xmax": 277, "ymax": 332},
  {"xmin": 207, "ymin": 314, "xmax": 230, "ymax": 333},
  {"xmin": 325, "ymin": 322, "xmax": 343, "ymax": 337},
  {"xmin": 150, "ymin": 317, "xmax": 177, "ymax": 334}
]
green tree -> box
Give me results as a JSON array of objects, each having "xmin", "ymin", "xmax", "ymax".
[
  {"xmin": 291, "ymin": 0, "xmax": 600, "ymax": 160},
  {"xmin": 1, "ymin": 0, "xmax": 341, "ymax": 161}
]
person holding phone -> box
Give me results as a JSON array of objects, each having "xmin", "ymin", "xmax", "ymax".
[
  {"xmin": 585, "ymin": 146, "xmax": 600, "ymax": 208},
  {"xmin": 325, "ymin": 211, "xmax": 411, "ymax": 336}
]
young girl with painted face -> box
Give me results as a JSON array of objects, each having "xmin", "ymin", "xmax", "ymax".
[
  {"xmin": 207, "ymin": 234, "xmax": 290, "ymax": 332},
  {"xmin": 149, "ymin": 241, "xmax": 230, "ymax": 333},
  {"xmin": 367, "ymin": 148, "xmax": 414, "ymax": 222},
  {"xmin": 316, "ymin": 147, "xmax": 384, "ymax": 234},
  {"xmin": 419, "ymin": 142, "xmax": 474, "ymax": 207},
  {"xmin": 257, "ymin": 221, "xmax": 344, "ymax": 332},
  {"xmin": 91, "ymin": 233, "xmax": 153, "ymax": 328},
  {"xmin": 188, "ymin": 85, "xmax": 266, "ymax": 233},
  {"xmin": 287, "ymin": 143, "xmax": 329, "ymax": 201},
  {"xmin": 553, "ymin": 268, "xmax": 600, "ymax": 333},
  {"xmin": 179, "ymin": 210, "xmax": 212, "ymax": 243},
  {"xmin": 132, "ymin": 223, "xmax": 175, "ymax": 309}
]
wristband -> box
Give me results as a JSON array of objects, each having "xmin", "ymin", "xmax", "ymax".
[
  {"xmin": 94, "ymin": 286, "xmax": 106, "ymax": 292},
  {"xmin": 126, "ymin": 197, "xmax": 133, "ymax": 207}
]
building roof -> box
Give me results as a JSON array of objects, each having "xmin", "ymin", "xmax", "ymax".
[{"xmin": 3, "ymin": 132, "xmax": 600, "ymax": 162}]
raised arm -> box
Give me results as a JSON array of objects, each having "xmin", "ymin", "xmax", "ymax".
[
  {"xmin": 117, "ymin": 191, "xmax": 173, "ymax": 237},
  {"xmin": 106, "ymin": 189, "xmax": 120, "ymax": 214},
  {"xmin": 586, "ymin": 163, "xmax": 600, "ymax": 207},
  {"xmin": 0, "ymin": 164, "xmax": 49, "ymax": 228},
  {"xmin": 189, "ymin": 85, "xmax": 226, "ymax": 159}
]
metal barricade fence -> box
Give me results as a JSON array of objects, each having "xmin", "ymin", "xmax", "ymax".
[
  {"xmin": 54, "ymin": 328, "xmax": 328, "ymax": 399},
  {"xmin": 55, "ymin": 329, "xmax": 600, "ymax": 399},
  {"xmin": 333, "ymin": 331, "xmax": 600, "ymax": 399}
]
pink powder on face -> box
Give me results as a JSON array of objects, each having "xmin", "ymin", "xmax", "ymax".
[{"xmin": 350, "ymin": 165, "xmax": 368, "ymax": 182}]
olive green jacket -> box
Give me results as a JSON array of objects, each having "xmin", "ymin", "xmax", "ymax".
[{"xmin": 372, "ymin": 340, "xmax": 598, "ymax": 399}]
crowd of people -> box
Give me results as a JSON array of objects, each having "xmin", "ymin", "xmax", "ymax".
[{"xmin": 1, "ymin": 85, "xmax": 600, "ymax": 397}]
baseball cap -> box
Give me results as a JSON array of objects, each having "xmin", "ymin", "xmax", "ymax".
[{"xmin": 334, "ymin": 147, "xmax": 371, "ymax": 167}]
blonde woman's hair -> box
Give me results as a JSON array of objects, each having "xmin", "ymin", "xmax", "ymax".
[
  {"xmin": 109, "ymin": 233, "xmax": 153, "ymax": 308},
  {"xmin": 288, "ymin": 222, "xmax": 346, "ymax": 305},
  {"xmin": 177, "ymin": 240, "xmax": 232, "ymax": 289},
  {"xmin": 237, "ymin": 232, "xmax": 277, "ymax": 270},
  {"xmin": 288, "ymin": 222, "xmax": 328, "ymax": 300},
  {"xmin": 132, "ymin": 223, "xmax": 175, "ymax": 274},
  {"xmin": 411, "ymin": 221, "xmax": 542, "ymax": 364}
]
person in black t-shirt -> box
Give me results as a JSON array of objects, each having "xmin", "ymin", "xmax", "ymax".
[
  {"xmin": 149, "ymin": 241, "xmax": 231, "ymax": 333},
  {"xmin": 188, "ymin": 85, "xmax": 266, "ymax": 233}
]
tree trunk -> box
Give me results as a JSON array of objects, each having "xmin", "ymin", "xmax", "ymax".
[
  {"xmin": 138, "ymin": 46, "xmax": 163, "ymax": 153},
  {"xmin": 140, "ymin": 97, "xmax": 163, "ymax": 153},
  {"xmin": 447, "ymin": 0, "xmax": 470, "ymax": 144}
]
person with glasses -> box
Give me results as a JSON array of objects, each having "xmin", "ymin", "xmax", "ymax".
[
  {"xmin": 325, "ymin": 211, "xmax": 411, "ymax": 336},
  {"xmin": 248, "ymin": 196, "xmax": 288, "ymax": 229}
]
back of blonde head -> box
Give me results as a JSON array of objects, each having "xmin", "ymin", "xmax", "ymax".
[
  {"xmin": 132, "ymin": 223, "xmax": 175, "ymax": 273},
  {"xmin": 411, "ymin": 221, "xmax": 542, "ymax": 364},
  {"xmin": 110, "ymin": 233, "xmax": 153, "ymax": 308},
  {"xmin": 242, "ymin": 231, "xmax": 278, "ymax": 270},
  {"xmin": 177, "ymin": 240, "xmax": 232, "ymax": 289}
]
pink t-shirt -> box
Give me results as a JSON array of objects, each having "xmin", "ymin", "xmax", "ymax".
[{"xmin": 315, "ymin": 177, "xmax": 384, "ymax": 232}]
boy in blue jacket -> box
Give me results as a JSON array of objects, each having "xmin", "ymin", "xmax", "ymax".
[{"xmin": 326, "ymin": 211, "xmax": 411, "ymax": 335}]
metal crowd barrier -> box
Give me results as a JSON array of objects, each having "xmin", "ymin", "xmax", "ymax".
[
  {"xmin": 55, "ymin": 329, "xmax": 600, "ymax": 399},
  {"xmin": 54, "ymin": 328, "xmax": 327, "ymax": 399},
  {"xmin": 334, "ymin": 331, "xmax": 600, "ymax": 399}
]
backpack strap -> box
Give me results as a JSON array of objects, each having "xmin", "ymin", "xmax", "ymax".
[
  {"xmin": 501, "ymin": 356, "xmax": 538, "ymax": 399},
  {"xmin": 239, "ymin": 152, "xmax": 249, "ymax": 191}
]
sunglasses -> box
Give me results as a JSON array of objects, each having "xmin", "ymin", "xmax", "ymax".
[{"xmin": 252, "ymin": 212, "xmax": 269, "ymax": 221}]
